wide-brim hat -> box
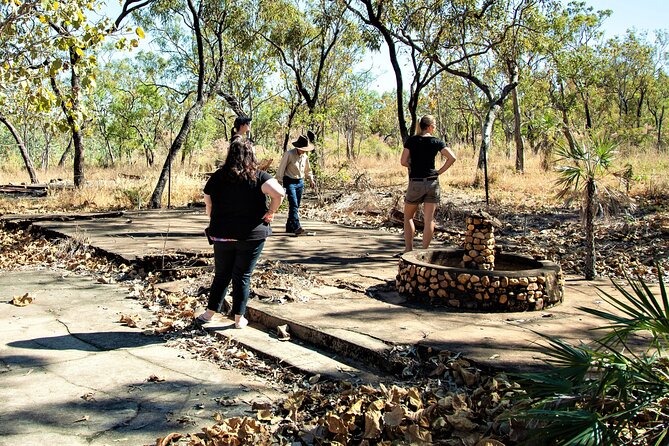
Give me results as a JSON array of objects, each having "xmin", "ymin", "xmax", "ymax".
[{"xmin": 291, "ymin": 135, "xmax": 315, "ymax": 151}]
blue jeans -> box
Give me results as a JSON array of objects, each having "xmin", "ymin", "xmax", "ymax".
[
  {"xmin": 284, "ymin": 177, "xmax": 304, "ymax": 232},
  {"xmin": 207, "ymin": 239, "xmax": 265, "ymax": 317}
]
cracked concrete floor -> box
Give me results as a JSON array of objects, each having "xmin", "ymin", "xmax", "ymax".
[{"xmin": 0, "ymin": 269, "xmax": 283, "ymax": 446}]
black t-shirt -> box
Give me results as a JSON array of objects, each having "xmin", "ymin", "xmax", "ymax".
[
  {"xmin": 204, "ymin": 170, "xmax": 272, "ymax": 241},
  {"xmin": 404, "ymin": 135, "xmax": 446, "ymax": 178}
]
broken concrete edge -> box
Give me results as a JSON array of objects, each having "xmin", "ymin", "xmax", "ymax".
[{"xmin": 244, "ymin": 305, "xmax": 400, "ymax": 375}]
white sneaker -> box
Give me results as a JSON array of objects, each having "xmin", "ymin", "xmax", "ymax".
[{"xmin": 235, "ymin": 316, "xmax": 248, "ymax": 329}]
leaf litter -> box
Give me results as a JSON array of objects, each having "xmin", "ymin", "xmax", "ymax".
[{"xmin": 1, "ymin": 186, "xmax": 668, "ymax": 445}]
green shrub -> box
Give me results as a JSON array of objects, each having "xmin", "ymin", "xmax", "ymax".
[{"xmin": 508, "ymin": 265, "xmax": 669, "ymax": 445}]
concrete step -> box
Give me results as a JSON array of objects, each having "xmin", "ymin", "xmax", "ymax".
[
  {"xmin": 245, "ymin": 303, "xmax": 402, "ymax": 376},
  {"xmin": 200, "ymin": 317, "xmax": 385, "ymax": 384}
]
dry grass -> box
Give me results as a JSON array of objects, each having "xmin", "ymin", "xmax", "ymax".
[{"xmin": 0, "ymin": 142, "xmax": 667, "ymax": 215}]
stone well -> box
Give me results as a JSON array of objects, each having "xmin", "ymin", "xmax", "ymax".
[{"xmin": 396, "ymin": 211, "xmax": 564, "ymax": 312}]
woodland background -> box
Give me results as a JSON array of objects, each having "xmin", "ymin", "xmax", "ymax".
[{"xmin": 1, "ymin": 0, "xmax": 668, "ymax": 209}]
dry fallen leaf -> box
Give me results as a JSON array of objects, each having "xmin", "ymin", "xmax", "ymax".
[
  {"xmin": 155, "ymin": 432, "xmax": 182, "ymax": 446},
  {"xmin": 276, "ymin": 324, "xmax": 290, "ymax": 341},
  {"xmin": 119, "ymin": 314, "xmax": 141, "ymax": 327},
  {"xmin": 10, "ymin": 293, "xmax": 34, "ymax": 307}
]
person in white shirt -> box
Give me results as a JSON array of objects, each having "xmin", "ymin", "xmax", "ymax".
[{"xmin": 276, "ymin": 135, "xmax": 315, "ymax": 235}]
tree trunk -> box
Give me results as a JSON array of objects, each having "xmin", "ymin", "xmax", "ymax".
[
  {"xmin": 584, "ymin": 98, "xmax": 592, "ymax": 130},
  {"xmin": 0, "ymin": 116, "xmax": 39, "ymax": 183},
  {"xmin": 477, "ymin": 103, "xmax": 500, "ymax": 169},
  {"xmin": 145, "ymin": 146, "xmax": 155, "ymax": 166},
  {"xmin": 658, "ymin": 105, "xmax": 664, "ymax": 150},
  {"xmin": 512, "ymin": 87, "xmax": 524, "ymax": 173},
  {"xmin": 636, "ymin": 89, "xmax": 645, "ymax": 129},
  {"xmin": 584, "ymin": 178, "xmax": 596, "ymax": 280},
  {"xmin": 560, "ymin": 108, "xmax": 577, "ymax": 152},
  {"xmin": 72, "ymin": 127, "xmax": 85, "ymax": 187},
  {"xmin": 58, "ymin": 138, "xmax": 72, "ymax": 167},
  {"xmin": 148, "ymin": 102, "xmax": 203, "ymax": 208}
]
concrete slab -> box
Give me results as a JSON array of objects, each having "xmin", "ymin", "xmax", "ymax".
[
  {"xmin": 15, "ymin": 210, "xmax": 654, "ymax": 372},
  {"xmin": 0, "ymin": 270, "xmax": 283, "ymax": 446}
]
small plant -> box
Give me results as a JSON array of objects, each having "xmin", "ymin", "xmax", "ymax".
[
  {"xmin": 554, "ymin": 135, "xmax": 619, "ymax": 279},
  {"xmin": 118, "ymin": 186, "xmax": 148, "ymax": 209},
  {"xmin": 508, "ymin": 265, "xmax": 669, "ymax": 445}
]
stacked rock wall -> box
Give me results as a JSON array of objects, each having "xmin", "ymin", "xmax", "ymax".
[
  {"xmin": 396, "ymin": 249, "xmax": 564, "ymax": 312},
  {"xmin": 462, "ymin": 215, "xmax": 495, "ymax": 270}
]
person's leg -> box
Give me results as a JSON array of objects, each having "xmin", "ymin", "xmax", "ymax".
[
  {"xmin": 293, "ymin": 179, "xmax": 304, "ymax": 232},
  {"xmin": 403, "ymin": 202, "xmax": 419, "ymax": 252},
  {"xmin": 230, "ymin": 239, "xmax": 265, "ymax": 328},
  {"xmin": 285, "ymin": 179, "xmax": 298, "ymax": 232},
  {"xmin": 421, "ymin": 179, "xmax": 441, "ymax": 249},
  {"xmin": 422, "ymin": 202, "xmax": 437, "ymax": 249},
  {"xmin": 200, "ymin": 242, "xmax": 234, "ymax": 321}
]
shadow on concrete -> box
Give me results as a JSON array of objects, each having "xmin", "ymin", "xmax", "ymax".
[
  {"xmin": 0, "ymin": 354, "xmax": 52, "ymax": 369},
  {"xmin": 8, "ymin": 331, "xmax": 165, "ymax": 352},
  {"xmin": 0, "ymin": 379, "xmax": 256, "ymax": 439}
]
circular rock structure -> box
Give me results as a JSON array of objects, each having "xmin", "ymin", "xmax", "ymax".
[{"xmin": 396, "ymin": 248, "xmax": 564, "ymax": 311}]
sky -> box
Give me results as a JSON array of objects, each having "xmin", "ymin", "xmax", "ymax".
[{"xmin": 367, "ymin": 0, "xmax": 669, "ymax": 93}]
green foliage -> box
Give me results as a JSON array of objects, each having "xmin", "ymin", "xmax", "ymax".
[
  {"xmin": 554, "ymin": 135, "xmax": 617, "ymax": 200},
  {"xmin": 509, "ymin": 265, "xmax": 669, "ymax": 446},
  {"xmin": 117, "ymin": 186, "xmax": 150, "ymax": 209}
]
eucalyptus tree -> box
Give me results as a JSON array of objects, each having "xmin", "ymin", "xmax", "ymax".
[
  {"xmin": 646, "ymin": 31, "xmax": 669, "ymax": 150},
  {"xmin": 601, "ymin": 31, "xmax": 655, "ymax": 136},
  {"xmin": 393, "ymin": 0, "xmax": 549, "ymax": 201},
  {"xmin": 259, "ymin": 0, "xmax": 350, "ymax": 131},
  {"xmin": 0, "ymin": 0, "xmax": 150, "ymax": 187},
  {"xmin": 93, "ymin": 52, "xmax": 181, "ymax": 166},
  {"xmin": 646, "ymin": 71, "xmax": 669, "ymax": 150},
  {"xmin": 543, "ymin": 2, "xmax": 609, "ymax": 148},
  {"xmin": 137, "ymin": 0, "xmax": 252, "ymax": 208},
  {"xmin": 345, "ymin": 0, "xmax": 445, "ymax": 143}
]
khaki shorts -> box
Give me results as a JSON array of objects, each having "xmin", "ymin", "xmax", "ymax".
[{"xmin": 405, "ymin": 177, "xmax": 440, "ymax": 204}]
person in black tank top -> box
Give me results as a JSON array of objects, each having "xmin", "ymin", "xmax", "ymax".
[
  {"xmin": 400, "ymin": 115, "xmax": 457, "ymax": 252},
  {"xmin": 196, "ymin": 139, "xmax": 285, "ymax": 329}
]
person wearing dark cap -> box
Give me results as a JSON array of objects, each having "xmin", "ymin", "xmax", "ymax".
[
  {"xmin": 276, "ymin": 135, "xmax": 315, "ymax": 235},
  {"xmin": 231, "ymin": 116, "xmax": 252, "ymax": 142}
]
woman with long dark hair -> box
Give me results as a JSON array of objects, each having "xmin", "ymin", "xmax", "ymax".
[
  {"xmin": 231, "ymin": 116, "xmax": 251, "ymax": 142},
  {"xmin": 196, "ymin": 138, "xmax": 285, "ymax": 328},
  {"xmin": 400, "ymin": 115, "xmax": 457, "ymax": 252}
]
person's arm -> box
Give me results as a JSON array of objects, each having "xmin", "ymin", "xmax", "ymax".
[
  {"xmin": 275, "ymin": 151, "xmax": 289, "ymax": 183},
  {"xmin": 204, "ymin": 193, "xmax": 213, "ymax": 217},
  {"xmin": 400, "ymin": 148, "xmax": 411, "ymax": 168},
  {"xmin": 436, "ymin": 147, "xmax": 457, "ymax": 175},
  {"xmin": 261, "ymin": 178, "xmax": 286, "ymax": 223}
]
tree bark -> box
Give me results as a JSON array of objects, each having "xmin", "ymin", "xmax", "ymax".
[
  {"xmin": 658, "ymin": 105, "xmax": 665, "ymax": 150},
  {"xmin": 0, "ymin": 116, "xmax": 39, "ymax": 183},
  {"xmin": 477, "ymin": 103, "xmax": 501, "ymax": 169},
  {"xmin": 512, "ymin": 87, "xmax": 524, "ymax": 173},
  {"xmin": 346, "ymin": 0, "xmax": 409, "ymax": 142},
  {"xmin": 148, "ymin": 102, "xmax": 203, "ymax": 208},
  {"xmin": 58, "ymin": 138, "xmax": 72, "ymax": 167},
  {"xmin": 584, "ymin": 178, "xmax": 596, "ymax": 280},
  {"xmin": 560, "ymin": 108, "xmax": 577, "ymax": 152}
]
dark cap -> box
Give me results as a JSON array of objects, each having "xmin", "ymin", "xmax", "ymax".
[{"xmin": 233, "ymin": 116, "xmax": 252, "ymax": 129}]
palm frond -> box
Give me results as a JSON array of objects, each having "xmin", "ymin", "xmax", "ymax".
[
  {"xmin": 580, "ymin": 267, "xmax": 669, "ymax": 347},
  {"xmin": 533, "ymin": 333, "xmax": 592, "ymax": 382},
  {"xmin": 513, "ymin": 409, "xmax": 616, "ymax": 446}
]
